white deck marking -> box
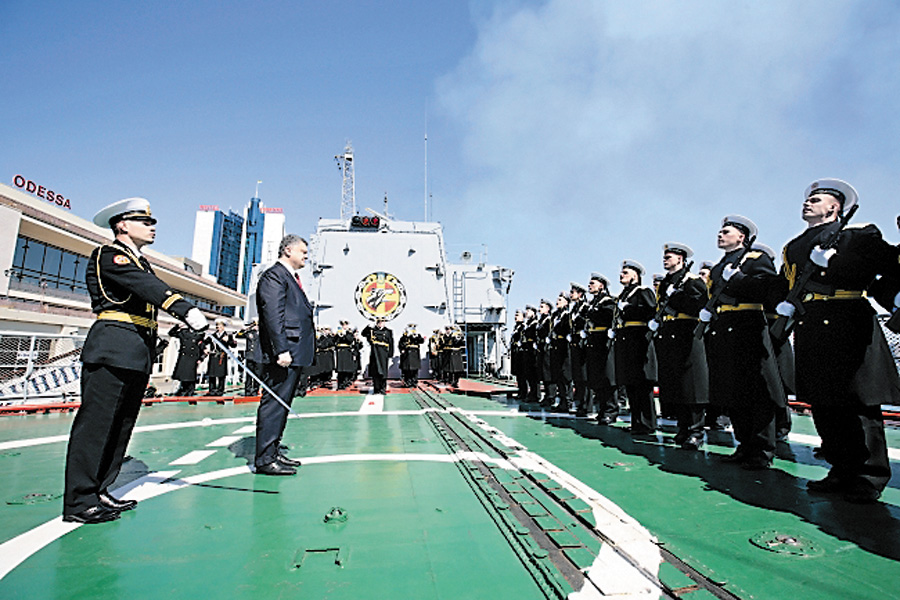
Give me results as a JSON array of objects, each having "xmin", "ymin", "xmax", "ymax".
[
  {"xmin": 232, "ymin": 425, "xmax": 256, "ymax": 435},
  {"xmin": 206, "ymin": 436, "xmax": 243, "ymax": 447},
  {"xmin": 169, "ymin": 450, "xmax": 217, "ymax": 465},
  {"xmin": 0, "ymin": 470, "xmax": 180, "ymax": 581},
  {"xmin": 359, "ymin": 393, "xmax": 384, "ymax": 413}
]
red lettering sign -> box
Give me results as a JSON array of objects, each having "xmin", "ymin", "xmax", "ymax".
[
  {"xmin": 261, "ymin": 207, "xmax": 283, "ymax": 214},
  {"xmin": 198, "ymin": 205, "xmax": 220, "ymax": 211},
  {"xmin": 11, "ymin": 174, "xmax": 72, "ymax": 210}
]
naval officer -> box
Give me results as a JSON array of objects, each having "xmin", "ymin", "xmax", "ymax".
[
  {"xmin": 649, "ymin": 243, "xmax": 709, "ymax": 449},
  {"xmin": 777, "ymin": 179, "xmax": 900, "ymax": 502},
  {"xmin": 611, "ymin": 260, "xmax": 658, "ymax": 434},
  {"xmin": 701, "ymin": 215, "xmax": 785, "ymax": 469},
  {"xmin": 64, "ymin": 198, "xmax": 208, "ymax": 523},
  {"xmin": 584, "ymin": 273, "xmax": 617, "ymax": 423}
]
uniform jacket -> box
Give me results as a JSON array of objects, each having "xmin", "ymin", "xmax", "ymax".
[
  {"xmin": 81, "ymin": 240, "xmax": 193, "ymax": 373},
  {"xmin": 362, "ymin": 325, "xmax": 394, "ymax": 377},
  {"xmin": 612, "ymin": 284, "xmax": 657, "ymax": 385},
  {"xmin": 205, "ymin": 330, "xmax": 236, "ymax": 377},
  {"xmin": 655, "ymin": 268, "xmax": 708, "ymax": 405},
  {"xmin": 399, "ymin": 332, "xmax": 424, "ymax": 371},
  {"xmin": 169, "ymin": 325, "xmax": 204, "ymax": 382},
  {"xmin": 584, "ymin": 293, "xmax": 615, "ymax": 389},
  {"xmin": 256, "ymin": 261, "xmax": 315, "ymax": 367},
  {"xmin": 780, "ymin": 222, "xmax": 900, "ymax": 406}
]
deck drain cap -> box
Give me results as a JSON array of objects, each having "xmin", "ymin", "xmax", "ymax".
[
  {"xmin": 324, "ymin": 507, "xmax": 348, "ymax": 523},
  {"xmin": 749, "ymin": 531, "xmax": 824, "ymax": 557}
]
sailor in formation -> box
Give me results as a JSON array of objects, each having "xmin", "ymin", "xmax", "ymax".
[
  {"xmin": 64, "ymin": 197, "xmax": 208, "ymax": 524},
  {"xmin": 398, "ymin": 323, "xmax": 424, "ymax": 387},
  {"xmin": 334, "ymin": 321, "xmax": 361, "ymax": 390},
  {"xmin": 512, "ymin": 178, "xmax": 898, "ymax": 502},
  {"xmin": 362, "ymin": 318, "xmax": 394, "ymax": 394},
  {"xmin": 776, "ymin": 179, "xmax": 900, "ymax": 502}
]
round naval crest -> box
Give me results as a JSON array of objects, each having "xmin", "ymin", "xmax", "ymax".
[{"xmin": 355, "ymin": 272, "xmax": 407, "ymax": 321}]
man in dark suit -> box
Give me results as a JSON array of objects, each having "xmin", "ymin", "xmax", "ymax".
[{"xmin": 254, "ymin": 235, "xmax": 315, "ymax": 476}]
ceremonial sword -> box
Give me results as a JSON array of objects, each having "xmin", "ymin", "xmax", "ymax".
[{"xmin": 204, "ymin": 331, "xmax": 300, "ymax": 417}]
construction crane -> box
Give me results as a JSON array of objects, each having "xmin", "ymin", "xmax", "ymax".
[{"xmin": 334, "ymin": 142, "xmax": 356, "ymax": 222}]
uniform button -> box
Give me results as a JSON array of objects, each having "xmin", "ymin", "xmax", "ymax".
[{"xmin": 823, "ymin": 319, "xmax": 829, "ymax": 325}]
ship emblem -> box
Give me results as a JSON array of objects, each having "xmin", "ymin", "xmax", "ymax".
[{"xmin": 355, "ymin": 272, "xmax": 407, "ymax": 321}]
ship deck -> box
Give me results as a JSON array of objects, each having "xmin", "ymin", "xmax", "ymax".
[{"xmin": 1, "ymin": 381, "xmax": 898, "ymax": 599}]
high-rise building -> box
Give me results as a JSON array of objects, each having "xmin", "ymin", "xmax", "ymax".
[{"xmin": 192, "ymin": 194, "xmax": 286, "ymax": 298}]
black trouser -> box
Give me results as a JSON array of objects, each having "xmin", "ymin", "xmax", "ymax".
[
  {"xmin": 730, "ymin": 397, "xmax": 776, "ymax": 461},
  {"xmin": 243, "ymin": 361, "xmax": 260, "ymax": 396},
  {"xmin": 626, "ymin": 382, "xmax": 656, "ymax": 432},
  {"xmin": 811, "ymin": 403, "xmax": 890, "ymax": 491},
  {"xmin": 372, "ymin": 373, "xmax": 387, "ymax": 394},
  {"xmin": 775, "ymin": 404, "xmax": 792, "ymax": 439},
  {"xmin": 175, "ymin": 380, "xmax": 196, "ymax": 397},
  {"xmin": 402, "ymin": 370, "xmax": 418, "ymax": 387},
  {"xmin": 337, "ymin": 371, "xmax": 355, "ymax": 389},
  {"xmin": 255, "ymin": 363, "xmax": 303, "ymax": 468},
  {"xmin": 64, "ymin": 364, "xmax": 148, "ymax": 516},
  {"xmin": 592, "ymin": 386, "xmax": 618, "ymax": 422},
  {"xmin": 207, "ymin": 376, "xmax": 225, "ymax": 396},
  {"xmin": 674, "ymin": 404, "xmax": 706, "ymax": 445}
]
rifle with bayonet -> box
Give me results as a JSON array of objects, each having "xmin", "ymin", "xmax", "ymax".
[
  {"xmin": 769, "ymin": 204, "xmax": 859, "ymax": 343},
  {"xmin": 647, "ymin": 260, "xmax": 694, "ymax": 341},
  {"xmin": 693, "ymin": 235, "xmax": 758, "ymax": 339}
]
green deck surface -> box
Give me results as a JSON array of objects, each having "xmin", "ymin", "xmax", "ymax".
[{"xmin": 1, "ymin": 390, "xmax": 898, "ymax": 599}]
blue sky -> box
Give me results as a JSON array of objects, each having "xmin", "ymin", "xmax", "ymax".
[{"xmin": 4, "ymin": 1, "xmax": 900, "ymax": 313}]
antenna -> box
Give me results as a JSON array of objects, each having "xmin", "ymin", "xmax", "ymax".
[
  {"xmin": 255, "ymin": 180, "xmax": 262, "ymax": 198},
  {"xmin": 424, "ymin": 113, "xmax": 428, "ymax": 222},
  {"xmin": 334, "ymin": 142, "xmax": 356, "ymax": 221}
]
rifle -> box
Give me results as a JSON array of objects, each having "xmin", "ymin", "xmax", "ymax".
[
  {"xmin": 693, "ymin": 235, "xmax": 758, "ymax": 339},
  {"xmin": 769, "ymin": 204, "xmax": 859, "ymax": 343},
  {"xmin": 647, "ymin": 260, "xmax": 694, "ymax": 341}
]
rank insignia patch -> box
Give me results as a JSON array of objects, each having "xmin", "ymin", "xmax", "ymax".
[{"xmin": 113, "ymin": 255, "xmax": 131, "ymax": 265}]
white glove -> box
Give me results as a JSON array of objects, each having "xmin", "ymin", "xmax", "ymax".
[
  {"xmin": 617, "ymin": 300, "xmax": 629, "ymax": 310},
  {"xmin": 894, "ymin": 291, "xmax": 900, "ymax": 309},
  {"xmin": 579, "ymin": 330, "xmax": 587, "ymax": 339},
  {"xmin": 648, "ymin": 319, "xmax": 659, "ymax": 332},
  {"xmin": 665, "ymin": 286, "xmax": 677, "ymax": 297},
  {"xmin": 775, "ymin": 301, "xmax": 796, "ymax": 318},
  {"xmin": 533, "ymin": 343, "xmax": 539, "ymax": 350},
  {"xmin": 277, "ymin": 351, "xmax": 292, "ymax": 367},
  {"xmin": 810, "ymin": 245, "xmax": 837, "ymax": 268},
  {"xmin": 699, "ymin": 308, "xmax": 713, "ymax": 323},
  {"xmin": 607, "ymin": 329, "xmax": 616, "ymax": 340},
  {"xmin": 545, "ymin": 336, "xmax": 551, "ymax": 345},
  {"xmin": 184, "ymin": 308, "xmax": 208, "ymax": 331},
  {"xmin": 722, "ymin": 264, "xmax": 740, "ymax": 281},
  {"xmin": 566, "ymin": 334, "xmax": 572, "ymax": 343}
]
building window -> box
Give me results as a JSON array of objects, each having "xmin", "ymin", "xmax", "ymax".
[{"xmin": 10, "ymin": 236, "xmax": 89, "ymax": 297}]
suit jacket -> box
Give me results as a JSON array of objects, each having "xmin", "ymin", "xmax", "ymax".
[{"xmin": 256, "ymin": 261, "xmax": 314, "ymax": 367}]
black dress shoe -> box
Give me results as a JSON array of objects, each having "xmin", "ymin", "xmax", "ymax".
[
  {"xmin": 63, "ymin": 505, "xmax": 120, "ymax": 524},
  {"xmin": 276, "ymin": 453, "xmax": 302, "ymax": 467},
  {"xmin": 720, "ymin": 447, "xmax": 747, "ymax": 463},
  {"xmin": 807, "ymin": 474, "xmax": 850, "ymax": 494},
  {"xmin": 741, "ymin": 455, "xmax": 772, "ymax": 470},
  {"xmin": 255, "ymin": 461, "xmax": 297, "ymax": 476},
  {"xmin": 843, "ymin": 481, "xmax": 881, "ymax": 504},
  {"xmin": 99, "ymin": 492, "xmax": 138, "ymax": 511}
]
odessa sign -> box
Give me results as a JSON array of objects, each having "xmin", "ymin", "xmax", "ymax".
[{"xmin": 11, "ymin": 174, "xmax": 72, "ymax": 210}]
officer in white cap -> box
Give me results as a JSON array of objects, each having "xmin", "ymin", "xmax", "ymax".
[
  {"xmin": 548, "ymin": 292, "xmax": 573, "ymax": 410},
  {"xmin": 399, "ymin": 323, "xmax": 424, "ymax": 387},
  {"xmin": 536, "ymin": 298, "xmax": 555, "ymax": 406},
  {"xmin": 63, "ymin": 198, "xmax": 208, "ymax": 524},
  {"xmin": 777, "ymin": 178, "xmax": 900, "ymax": 502},
  {"xmin": 584, "ymin": 273, "xmax": 617, "ymax": 423},
  {"xmin": 612, "ymin": 259, "xmax": 658, "ymax": 434},
  {"xmin": 651, "ymin": 243, "xmax": 709, "ymax": 449},
  {"xmin": 702, "ymin": 215, "xmax": 785, "ymax": 469}
]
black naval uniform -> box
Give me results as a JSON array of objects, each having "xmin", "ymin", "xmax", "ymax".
[
  {"xmin": 334, "ymin": 330, "xmax": 359, "ymax": 389},
  {"xmin": 536, "ymin": 312, "xmax": 555, "ymax": 406},
  {"xmin": 362, "ymin": 324, "xmax": 394, "ymax": 394},
  {"xmin": 780, "ymin": 222, "xmax": 900, "ymax": 496},
  {"xmin": 549, "ymin": 307, "xmax": 573, "ymax": 410},
  {"xmin": 444, "ymin": 330, "xmax": 466, "ymax": 386},
  {"xmin": 510, "ymin": 320, "xmax": 528, "ymax": 399},
  {"xmin": 314, "ymin": 332, "xmax": 336, "ymax": 388},
  {"xmin": 64, "ymin": 241, "xmax": 195, "ymax": 518},
  {"xmin": 399, "ymin": 331, "xmax": 424, "ymax": 386},
  {"xmin": 612, "ymin": 283, "xmax": 658, "ymax": 433},
  {"xmin": 522, "ymin": 315, "xmax": 540, "ymax": 402},
  {"xmin": 169, "ymin": 324, "xmax": 204, "ymax": 397},
  {"xmin": 706, "ymin": 248, "xmax": 785, "ymax": 467},
  {"xmin": 235, "ymin": 326, "xmax": 262, "ymax": 396},
  {"xmin": 655, "ymin": 268, "xmax": 709, "ymax": 448},
  {"xmin": 584, "ymin": 291, "xmax": 617, "ymax": 423},
  {"xmin": 568, "ymin": 298, "xmax": 590, "ymax": 416},
  {"xmin": 204, "ymin": 329, "xmax": 236, "ymax": 395}
]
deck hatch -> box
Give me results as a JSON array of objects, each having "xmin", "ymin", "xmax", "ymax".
[
  {"xmin": 749, "ymin": 531, "xmax": 824, "ymax": 557},
  {"xmin": 293, "ymin": 547, "xmax": 345, "ymax": 569}
]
